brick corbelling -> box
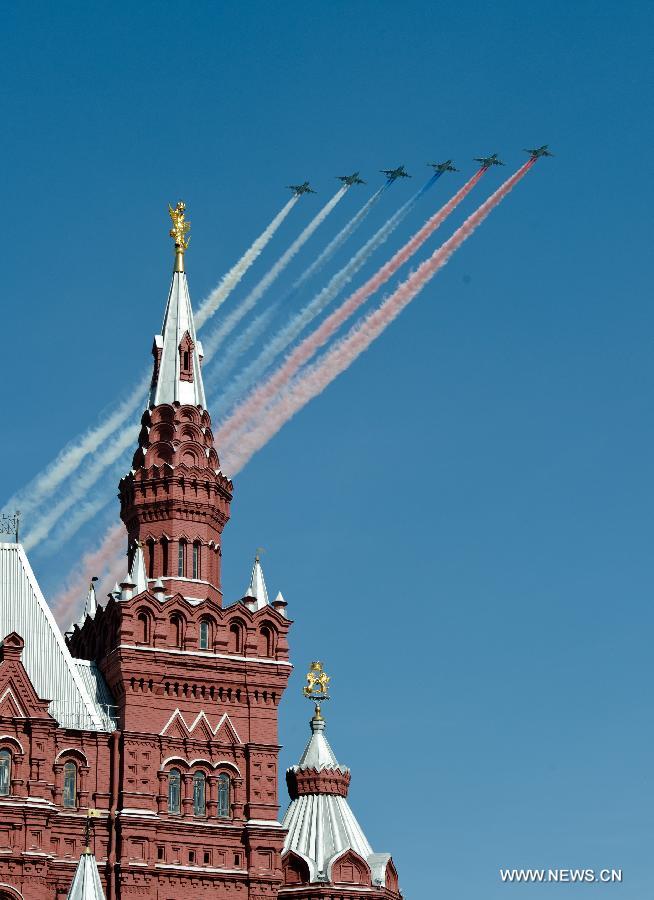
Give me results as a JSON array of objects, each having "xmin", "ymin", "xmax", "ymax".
[{"xmin": 286, "ymin": 767, "xmax": 351, "ymax": 800}]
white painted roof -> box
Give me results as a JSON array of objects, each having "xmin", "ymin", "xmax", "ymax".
[
  {"xmin": 150, "ymin": 270, "xmax": 206, "ymax": 407},
  {"xmin": 129, "ymin": 545, "xmax": 148, "ymax": 595},
  {"xmin": 0, "ymin": 543, "xmax": 116, "ymax": 731},
  {"xmin": 295, "ymin": 718, "xmax": 348, "ymax": 773},
  {"xmin": 245, "ymin": 555, "xmax": 269, "ymax": 610},
  {"xmin": 66, "ymin": 852, "xmax": 106, "ymax": 900}
]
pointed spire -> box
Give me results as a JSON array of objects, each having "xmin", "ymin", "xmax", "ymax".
[
  {"xmin": 129, "ymin": 543, "xmax": 148, "ymax": 595},
  {"xmin": 244, "ymin": 551, "xmax": 269, "ymax": 611},
  {"xmin": 66, "ymin": 851, "xmax": 106, "ymax": 900},
  {"xmin": 84, "ymin": 579, "xmax": 98, "ymax": 619},
  {"xmin": 150, "ymin": 201, "xmax": 206, "ymax": 408}
]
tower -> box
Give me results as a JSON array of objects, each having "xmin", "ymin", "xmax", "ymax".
[
  {"xmin": 68, "ymin": 203, "xmax": 293, "ymax": 899},
  {"xmin": 278, "ymin": 664, "xmax": 401, "ymax": 898}
]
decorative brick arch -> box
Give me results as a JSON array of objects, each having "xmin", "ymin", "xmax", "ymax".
[
  {"xmin": 282, "ymin": 851, "xmax": 311, "ymax": 885},
  {"xmin": 0, "ymin": 884, "xmax": 24, "ymax": 900},
  {"xmin": 327, "ymin": 848, "xmax": 372, "ymax": 886}
]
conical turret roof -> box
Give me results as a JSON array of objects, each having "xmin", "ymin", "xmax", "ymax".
[{"xmin": 66, "ymin": 852, "xmax": 106, "ymax": 900}]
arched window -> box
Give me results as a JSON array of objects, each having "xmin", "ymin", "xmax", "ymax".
[
  {"xmin": 137, "ymin": 611, "xmax": 150, "ymax": 644},
  {"xmin": 178, "ymin": 540, "xmax": 186, "ymax": 577},
  {"xmin": 193, "ymin": 771, "xmax": 206, "ymax": 817},
  {"xmin": 192, "ymin": 541, "xmax": 200, "ymax": 580},
  {"xmin": 170, "ymin": 614, "xmax": 184, "ymax": 649},
  {"xmin": 229, "ymin": 622, "xmax": 243, "ymax": 654},
  {"xmin": 63, "ymin": 761, "xmax": 77, "ymax": 808},
  {"xmin": 199, "ymin": 620, "xmax": 210, "ymax": 650},
  {"xmin": 259, "ymin": 625, "xmax": 275, "ymax": 657},
  {"xmin": 0, "ymin": 750, "xmax": 11, "ymax": 796},
  {"xmin": 217, "ymin": 773, "xmax": 230, "ymax": 818},
  {"xmin": 168, "ymin": 768, "xmax": 181, "ymax": 814},
  {"xmin": 161, "ymin": 537, "xmax": 169, "ymax": 577}
]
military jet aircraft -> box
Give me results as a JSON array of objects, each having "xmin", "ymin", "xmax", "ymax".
[
  {"xmin": 428, "ymin": 160, "xmax": 460, "ymax": 174},
  {"xmin": 337, "ymin": 172, "xmax": 366, "ymax": 186},
  {"xmin": 381, "ymin": 165, "xmax": 411, "ymax": 182},
  {"xmin": 474, "ymin": 153, "xmax": 505, "ymax": 168},
  {"xmin": 287, "ymin": 181, "xmax": 316, "ymax": 196},
  {"xmin": 524, "ymin": 144, "xmax": 554, "ymax": 159}
]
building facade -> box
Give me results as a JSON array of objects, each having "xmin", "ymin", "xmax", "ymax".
[{"xmin": 0, "ymin": 204, "xmax": 401, "ymax": 900}]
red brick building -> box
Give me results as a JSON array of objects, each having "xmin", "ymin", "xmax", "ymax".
[{"xmin": 0, "ymin": 205, "xmax": 402, "ymax": 900}]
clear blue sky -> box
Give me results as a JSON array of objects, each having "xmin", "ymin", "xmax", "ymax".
[{"xmin": 2, "ymin": 1, "xmax": 652, "ymax": 895}]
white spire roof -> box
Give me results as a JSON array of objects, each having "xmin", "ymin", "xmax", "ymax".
[
  {"xmin": 150, "ymin": 270, "xmax": 206, "ymax": 408},
  {"xmin": 77, "ymin": 580, "xmax": 98, "ymax": 627},
  {"xmin": 129, "ymin": 544, "xmax": 148, "ymax": 595},
  {"xmin": 295, "ymin": 717, "xmax": 348, "ymax": 773},
  {"xmin": 66, "ymin": 852, "xmax": 106, "ymax": 900},
  {"xmin": 245, "ymin": 554, "xmax": 269, "ymax": 610}
]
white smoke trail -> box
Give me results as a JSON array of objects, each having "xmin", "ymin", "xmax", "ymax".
[
  {"xmin": 195, "ymin": 196, "xmax": 298, "ymax": 328},
  {"xmin": 199, "ymin": 188, "xmax": 348, "ymax": 363},
  {"xmin": 290, "ymin": 185, "xmax": 385, "ymax": 294},
  {"xmin": 22, "ymin": 418, "xmax": 140, "ymax": 551},
  {"xmin": 1, "ymin": 370, "xmax": 150, "ymax": 523},
  {"xmin": 221, "ymin": 160, "xmax": 537, "ymax": 474},
  {"xmin": 209, "ymin": 182, "xmax": 432, "ymax": 419}
]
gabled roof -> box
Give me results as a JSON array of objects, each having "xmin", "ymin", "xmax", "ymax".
[
  {"xmin": 66, "ymin": 852, "xmax": 106, "ymax": 900},
  {"xmin": 0, "ymin": 543, "xmax": 115, "ymax": 731},
  {"xmin": 150, "ymin": 270, "xmax": 206, "ymax": 407}
]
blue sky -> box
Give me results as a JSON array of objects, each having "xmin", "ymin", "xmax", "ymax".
[{"xmin": 2, "ymin": 1, "xmax": 653, "ymax": 895}]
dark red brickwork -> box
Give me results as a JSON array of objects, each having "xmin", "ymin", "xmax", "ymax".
[
  {"xmin": 120, "ymin": 402, "xmax": 233, "ymax": 604},
  {"xmin": 0, "ymin": 384, "xmax": 292, "ymax": 898}
]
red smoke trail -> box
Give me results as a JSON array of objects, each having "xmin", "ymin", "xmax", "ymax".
[
  {"xmin": 222, "ymin": 159, "xmax": 536, "ymax": 473},
  {"xmin": 216, "ymin": 168, "xmax": 487, "ymax": 447},
  {"xmin": 52, "ymin": 160, "xmax": 534, "ymax": 627}
]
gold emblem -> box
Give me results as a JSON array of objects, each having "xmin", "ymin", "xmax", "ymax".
[
  {"xmin": 169, "ymin": 201, "xmax": 190, "ymax": 272},
  {"xmin": 303, "ymin": 661, "xmax": 330, "ymax": 717}
]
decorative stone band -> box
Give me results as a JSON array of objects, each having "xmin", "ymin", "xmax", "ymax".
[{"xmin": 286, "ymin": 766, "xmax": 351, "ymax": 800}]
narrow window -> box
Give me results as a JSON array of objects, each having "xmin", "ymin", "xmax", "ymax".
[
  {"xmin": 157, "ymin": 846, "xmax": 165, "ymax": 861},
  {"xmin": 192, "ymin": 542, "xmax": 200, "ymax": 579},
  {"xmin": 229, "ymin": 623, "xmax": 242, "ymax": 654},
  {"xmin": 63, "ymin": 762, "xmax": 77, "ymax": 808},
  {"xmin": 193, "ymin": 772, "xmax": 206, "ymax": 817},
  {"xmin": 168, "ymin": 769, "xmax": 181, "ymax": 814},
  {"xmin": 147, "ymin": 538, "xmax": 155, "ymax": 579},
  {"xmin": 234, "ymin": 852, "xmax": 241, "ymax": 867},
  {"xmin": 189, "ymin": 849, "xmax": 195, "ymax": 864},
  {"xmin": 137, "ymin": 612, "xmax": 150, "ymax": 644},
  {"xmin": 161, "ymin": 537, "xmax": 169, "ymax": 576},
  {"xmin": 199, "ymin": 620, "xmax": 210, "ymax": 650},
  {"xmin": 178, "ymin": 540, "xmax": 186, "ymax": 577},
  {"xmin": 183, "ymin": 350, "xmax": 190, "ymax": 371},
  {"xmin": 0, "ymin": 750, "xmax": 11, "ymax": 796},
  {"xmin": 171, "ymin": 615, "xmax": 184, "ymax": 649},
  {"xmin": 203, "ymin": 850, "xmax": 211, "ymax": 865},
  {"xmin": 217, "ymin": 773, "xmax": 230, "ymax": 818}
]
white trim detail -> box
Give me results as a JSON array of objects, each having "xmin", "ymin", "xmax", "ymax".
[
  {"xmin": 114, "ymin": 643, "xmax": 291, "ymax": 666},
  {"xmin": 0, "ymin": 687, "xmax": 27, "ymax": 719},
  {"xmin": 159, "ymin": 709, "xmax": 242, "ymax": 744}
]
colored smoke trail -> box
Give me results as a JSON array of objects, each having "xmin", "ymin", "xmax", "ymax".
[
  {"xmin": 221, "ymin": 160, "xmax": 536, "ymax": 474},
  {"xmin": 53, "ymin": 523, "xmax": 125, "ymax": 628},
  {"xmin": 200, "ymin": 187, "xmax": 348, "ymax": 363},
  {"xmin": 209, "ymin": 178, "xmax": 438, "ymax": 419},
  {"xmin": 216, "ymin": 169, "xmax": 484, "ymax": 443},
  {"xmin": 4, "ymin": 200, "xmax": 298, "ymax": 529},
  {"xmin": 195, "ymin": 196, "xmax": 298, "ymax": 329},
  {"xmin": 50, "ymin": 164, "xmax": 533, "ymax": 627}
]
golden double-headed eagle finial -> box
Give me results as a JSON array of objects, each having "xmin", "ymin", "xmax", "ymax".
[
  {"xmin": 303, "ymin": 661, "xmax": 330, "ymax": 718},
  {"xmin": 169, "ymin": 200, "xmax": 191, "ymax": 272}
]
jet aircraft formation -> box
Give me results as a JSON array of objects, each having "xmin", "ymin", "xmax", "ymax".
[{"xmin": 287, "ymin": 146, "xmax": 552, "ymax": 194}]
